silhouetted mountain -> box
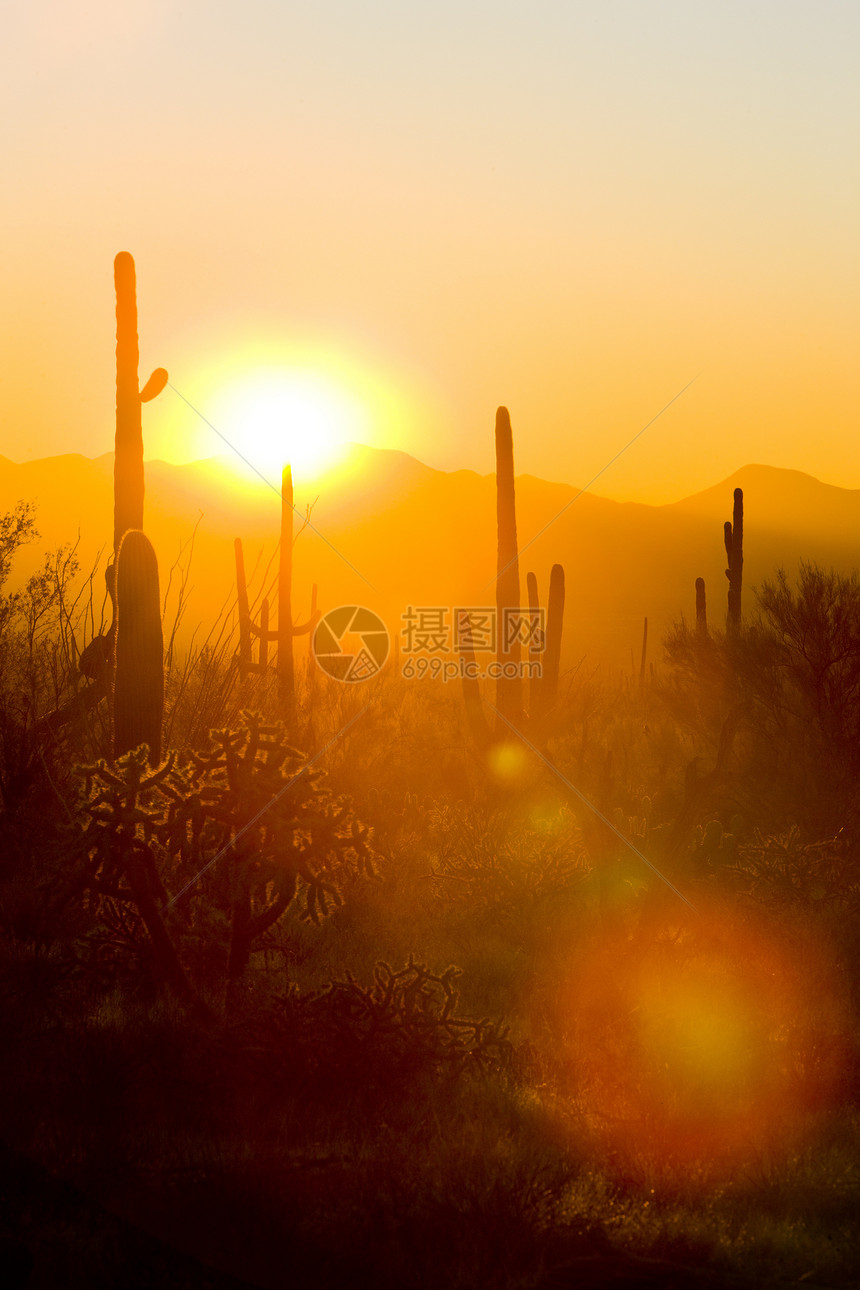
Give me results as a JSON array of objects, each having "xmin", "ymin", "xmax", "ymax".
[
  {"xmin": 672, "ymin": 463, "xmax": 860, "ymax": 561},
  {"xmin": 2, "ymin": 447, "xmax": 858, "ymax": 675}
]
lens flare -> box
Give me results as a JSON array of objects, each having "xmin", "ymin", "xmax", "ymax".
[
  {"xmin": 488, "ymin": 740, "xmax": 529, "ymax": 786},
  {"xmin": 539, "ymin": 900, "xmax": 848, "ymax": 1178}
]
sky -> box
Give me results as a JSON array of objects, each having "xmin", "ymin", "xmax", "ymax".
[{"xmin": 2, "ymin": 1, "xmax": 858, "ymax": 503}]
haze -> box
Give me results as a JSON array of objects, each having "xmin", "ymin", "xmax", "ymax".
[{"xmin": 3, "ymin": 1, "xmax": 858, "ymax": 503}]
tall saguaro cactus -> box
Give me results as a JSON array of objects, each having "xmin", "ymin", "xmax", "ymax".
[
  {"xmin": 233, "ymin": 466, "xmax": 320, "ymax": 712},
  {"xmin": 523, "ymin": 563, "xmax": 565, "ymax": 722},
  {"xmin": 526, "ymin": 571, "xmax": 541, "ymax": 716},
  {"xmin": 724, "ymin": 487, "xmax": 744, "ymax": 636},
  {"xmin": 543, "ymin": 562, "xmax": 565, "ymax": 713},
  {"xmin": 114, "ymin": 530, "xmax": 164, "ymax": 766},
  {"xmin": 279, "ymin": 465, "xmax": 296, "ymax": 716},
  {"xmin": 494, "ymin": 406, "xmax": 522, "ymax": 726},
  {"xmin": 113, "ymin": 251, "xmax": 167, "ymax": 557}
]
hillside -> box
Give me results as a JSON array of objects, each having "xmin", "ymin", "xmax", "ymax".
[{"xmin": 2, "ymin": 447, "xmax": 858, "ymax": 674}]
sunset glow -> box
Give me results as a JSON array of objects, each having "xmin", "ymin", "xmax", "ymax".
[
  {"xmin": 208, "ymin": 369, "xmax": 366, "ymax": 483},
  {"xmin": 3, "ymin": 5, "xmax": 859, "ymax": 1282}
]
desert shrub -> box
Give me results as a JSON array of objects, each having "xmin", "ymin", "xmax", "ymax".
[
  {"xmin": 426, "ymin": 798, "xmax": 587, "ymax": 919},
  {"xmin": 65, "ymin": 712, "xmax": 378, "ymax": 1006},
  {"xmin": 0, "ymin": 504, "xmax": 90, "ymax": 814},
  {"xmin": 248, "ymin": 956, "xmax": 511, "ymax": 1100},
  {"xmin": 725, "ymin": 827, "xmax": 856, "ymax": 909},
  {"xmin": 660, "ymin": 563, "xmax": 860, "ymax": 837}
]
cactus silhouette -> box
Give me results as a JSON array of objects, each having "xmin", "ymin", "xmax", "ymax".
[
  {"xmin": 458, "ymin": 610, "xmax": 491, "ymax": 747},
  {"xmin": 526, "ymin": 571, "xmax": 541, "ymax": 716},
  {"xmin": 279, "ymin": 465, "xmax": 297, "ymax": 716},
  {"xmin": 543, "ymin": 563, "xmax": 565, "ymax": 713},
  {"xmin": 494, "ymin": 406, "xmax": 522, "ymax": 726},
  {"xmin": 695, "ymin": 576, "xmax": 708, "ymax": 639},
  {"xmin": 113, "ymin": 251, "xmax": 166, "ymax": 556},
  {"xmin": 724, "ymin": 487, "xmax": 744, "ymax": 636},
  {"xmin": 234, "ymin": 467, "xmax": 320, "ymax": 716},
  {"xmin": 113, "ymin": 530, "xmax": 164, "ymax": 766},
  {"xmin": 522, "ymin": 565, "xmax": 565, "ymax": 722}
]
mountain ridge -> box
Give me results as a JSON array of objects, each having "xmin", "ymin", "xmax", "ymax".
[
  {"xmin": 4, "ymin": 444, "xmax": 857, "ymax": 512},
  {"xmin": 2, "ymin": 447, "xmax": 857, "ymax": 671}
]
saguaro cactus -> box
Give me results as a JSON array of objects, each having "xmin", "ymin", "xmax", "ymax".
[
  {"xmin": 279, "ymin": 465, "xmax": 297, "ymax": 716},
  {"xmin": 494, "ymin": 407, "xmax": 522, "ymax": 726},
  {"xmin": 114, "ymin": 530, "xmax": 164, "ymax": 766},
  {"xmin": 523, "ymin": 563, "xmax": 565, "ymax": 723},
  {"xmin": 724, "ymin": 487, "xmax": 744, "ymax": 636},
  {"xmin": 695, "ymin": 577, "xmax": 708, "ymax": 639},
  {"xmin": 458, "ymin": 610, "xmax": 492, "ymax": 748},
  {"xmin": 543, "ymin": 563, "xmax": 565, "ymax": 713},
  {"xmin": 234, "ymin": 466, "xmax": 320, "ymax": 711},
  {"xmin": 113, "ymin": 251, "xmax": 167, "ymax": 556},
  {"xmin": 526, "ymin": 571, "xmax": 541, "ymax": 716}
]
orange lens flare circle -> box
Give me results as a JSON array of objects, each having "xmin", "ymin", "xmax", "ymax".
[{"xmin": 547, "ymin": 900, "xmax": 848, "ymax": 1176}]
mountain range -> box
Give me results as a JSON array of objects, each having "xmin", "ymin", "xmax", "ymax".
[{"xmin": 1, "ymin": 446, "xmax": 858, "ymax": 675}]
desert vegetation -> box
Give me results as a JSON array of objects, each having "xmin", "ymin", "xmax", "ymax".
[{"xmin": 0, "ymin": 257, "xmax": 858, "ymax": 1289}]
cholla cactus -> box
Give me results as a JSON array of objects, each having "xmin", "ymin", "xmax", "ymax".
[
  {"xmin": 73, "ymin": 748, "xmax": 194, "ymax": 1006},
  {"xmin": 164, "ymin": 713, "xmax": 375, "ymax": 997},
  {"xmin": 73, "ymin": 713, "xmax": 376, "ymax": 1008}
]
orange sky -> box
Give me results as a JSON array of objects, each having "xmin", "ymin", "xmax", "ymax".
[{"xmin": 2, "ymin": 2, "xmax": 858, "ymax": 503}]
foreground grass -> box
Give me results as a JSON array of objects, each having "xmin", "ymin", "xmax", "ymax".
[
  {"xmin": 2, "ymin": 942, "xmax": 858, "ymax": 1289},
  {"xmin": 2, "ymin": 670, "xmax": 859, "ymax": 1285}
]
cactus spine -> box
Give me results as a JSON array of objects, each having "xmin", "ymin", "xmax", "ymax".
[
  {"xmin": 494, "ymin": 406, "xmax": 522, "ymax": 726},
  {"xmin": 114, "ymin": 530, "xmax": 164, "ymax": 766},
  {"xmin": 113, "ymin": 251, "xmax": 166, "ymax": 556},
  {"xmin": 724, "ymin": 487, "xmax": 744, "ymax": 636}
]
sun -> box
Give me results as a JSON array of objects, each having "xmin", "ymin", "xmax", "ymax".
[{"xmin": 209, "ymin": 368, "xmax": 368, "ymax": 484}]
